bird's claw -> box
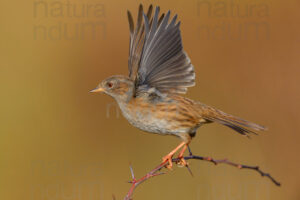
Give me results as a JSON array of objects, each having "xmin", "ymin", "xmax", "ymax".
[
  {"xmin": 162, "ymin": 155, "xmax": 173, "ymax": 170},
  {"xmin": 176, "ymin": 157, "xmax": 189, "ymax": 167}
]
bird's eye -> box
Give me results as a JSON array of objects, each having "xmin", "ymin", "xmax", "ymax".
[{"xmin": 106, "ymin": 82, "xmax": 113, "ymax": 88}]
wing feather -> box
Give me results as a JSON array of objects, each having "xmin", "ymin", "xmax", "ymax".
[
  {"xmin": 127, "ymin": 5, "xmax": 153, "ymax": 79},
  {"xmin": 127, "ymin": 5, "xmax": 195, "ymax": 95}
]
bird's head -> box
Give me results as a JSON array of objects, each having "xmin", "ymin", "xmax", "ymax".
[{"xmin": 90, "ymin": 75, "xmax": 134, "ymax": 102}]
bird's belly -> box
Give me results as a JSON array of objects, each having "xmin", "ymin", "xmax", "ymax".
[
  {"xmin": 120, "ymin": 106, "xmax": 185, "ymax": 135},
  {"xmin": 126, "ymin": 112, "xmax": 174, "ymax": 134}
]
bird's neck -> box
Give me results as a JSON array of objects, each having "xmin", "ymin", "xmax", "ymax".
[{"xmin": 113, "ymin": 84, "xmax": 135, "ymax": 104}]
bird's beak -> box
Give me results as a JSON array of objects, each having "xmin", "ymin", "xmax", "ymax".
[{"xmin": 90, "ymin": 87, "xmax": 104, "ymax": 93}]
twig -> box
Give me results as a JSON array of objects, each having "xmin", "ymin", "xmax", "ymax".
[
  {"xmin": 173, "ymin": 155, "xmax": 281, "ymax": 186},
  {"xmin": 124, "ymin": 162, "xmax": 167, "ymax": 200},
  {"xmin": 123, "ymin": 153, "xmax": 280, "ymax": 200}
]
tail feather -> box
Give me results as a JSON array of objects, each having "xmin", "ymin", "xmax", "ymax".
[
  {"xmin": 217, "ymin": 110, "xmax": 266, "ymax": 131},
  {"xmin": 210, "ymin": 117, "xmax": 258, "ymax": 137},
  {"xmin": 201, "ymin": 104, "xmax": 267, "ymax": 137}
]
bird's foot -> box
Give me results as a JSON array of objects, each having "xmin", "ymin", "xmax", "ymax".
[
  {"xmin": 176, "ymin": 143, "xmax": 189, "ymax": 167},
  {"xmin": 161, "ymin": 141, "xmax": 186, "ymax": 170},
  {"xmin": 176, "ymin": 156, "xmax": 188, "ymax": 167},
  {"xmin": 162, "ymin": 155, "xmax": 173, "ymax": 170},
  {"xmin": 177, "ymin": 156, "xmax": 193, "ymax": 176}
]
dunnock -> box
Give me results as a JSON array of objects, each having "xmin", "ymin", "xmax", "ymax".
[{"xmin": 91, "ymin": 5, "xmax": 266, "ymax": 168}]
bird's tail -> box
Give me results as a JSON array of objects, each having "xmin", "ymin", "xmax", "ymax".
[{"xmin": 200, "ymin": 104, "xmax": 267, "ymax": 137}]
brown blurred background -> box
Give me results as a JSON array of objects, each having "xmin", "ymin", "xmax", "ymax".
[{"xmin": 1, "ymin": 0, "xmax": 300, "ymax": 199}]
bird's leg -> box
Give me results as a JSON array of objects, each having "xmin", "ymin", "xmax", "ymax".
[
  {"xmin": 162, "ymin": 141, "xmax": 186, "ymax": 169},
  {"xmin": 176, "ymin": 142, "xmax": 190, "ymax": 167}
]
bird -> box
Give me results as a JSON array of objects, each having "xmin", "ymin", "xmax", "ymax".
[{"xmin": 91, "ymin": 4, "xmax": 266, "ymax": 168}]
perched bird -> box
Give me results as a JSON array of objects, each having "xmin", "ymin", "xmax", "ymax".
[{"xmin": 91, "ymin": 5, "xmax": 266, "ymax": 168}]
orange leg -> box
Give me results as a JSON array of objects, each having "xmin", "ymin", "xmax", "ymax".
[
  {"xmin": 177, "ymin": 143, "xmax": 189, "ymax": 166},
  {"xmin": 162, "ymin": 141, "xmax": 186, "ymax": 169}
]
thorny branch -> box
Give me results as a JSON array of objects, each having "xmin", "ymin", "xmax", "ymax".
[{"xmin": 123, "ymin": 149, "xmax": 280, "ymax": 200}]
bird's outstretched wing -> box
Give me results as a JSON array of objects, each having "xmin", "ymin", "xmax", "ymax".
[{"xmin": 127, "ymin": 5, "xmax": 195, "ymax": 95}]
